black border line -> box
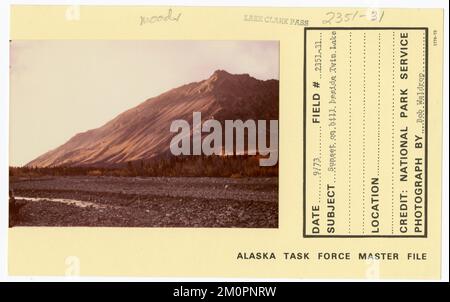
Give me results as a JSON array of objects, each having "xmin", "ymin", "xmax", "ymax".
[
  {"xmin": 302, "ymin": 27, "xmax": 428, "ymax": 238},
  {"xmin": 302, "ymin": 27, "xmax": 307, "ymax": 239},
  {"xmin": 425, "ymin": 27, "xmax": 429, "ymax": 237}
]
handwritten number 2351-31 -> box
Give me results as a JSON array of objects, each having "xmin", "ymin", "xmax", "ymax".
[{"xmin": 322, "ymin": 10, "xmax": 384, "ymax": 25}]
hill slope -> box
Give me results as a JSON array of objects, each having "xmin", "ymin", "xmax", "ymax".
[{"xmin": 27, "ymin": 70, "xmax": 279, "ymax": 168}]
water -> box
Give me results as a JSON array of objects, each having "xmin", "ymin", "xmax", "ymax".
[{"xmin": 15, "ymin": 196, "xmax": 106, "ymax": 209}]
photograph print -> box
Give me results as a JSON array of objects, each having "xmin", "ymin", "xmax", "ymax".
[{"xmin": 9, "ymin": 40, "xmax": 279, "ymax": 228}]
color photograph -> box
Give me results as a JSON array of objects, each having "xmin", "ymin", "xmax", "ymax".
[{"xmin": 9, "ymin": 40, "xmax": 279, "ymax": 228}]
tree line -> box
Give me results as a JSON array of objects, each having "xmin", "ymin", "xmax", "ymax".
[{"xmin": 10, "ymin": 155, "xmax": 278, "ymax": 178}]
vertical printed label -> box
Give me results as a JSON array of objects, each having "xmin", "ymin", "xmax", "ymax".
[{"xmin": 304, "ymin": 28, "xmax": 427, "ymax": 237}]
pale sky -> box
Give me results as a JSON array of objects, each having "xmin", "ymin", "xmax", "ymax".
[{"xmin": 10, "ymin": 40, "xmax": 279, "ymax": 166}]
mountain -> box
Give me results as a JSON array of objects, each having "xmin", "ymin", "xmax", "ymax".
[{"xmin": 26, "ymin": 70, "xmax": 279, "ymax": 168}]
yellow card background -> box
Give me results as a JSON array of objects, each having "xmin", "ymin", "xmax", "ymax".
[{"xmin": 9, "ymin": 5, "xmax": 443, "ymax": 279}]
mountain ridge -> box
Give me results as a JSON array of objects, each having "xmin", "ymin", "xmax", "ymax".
[{"xmin": 26, "ymin": 70, "xmax": 279, "ymax": 168}]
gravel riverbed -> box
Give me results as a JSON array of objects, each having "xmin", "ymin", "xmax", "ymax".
[{"xmin": 10, "ymin": 176, "xmax": 278, "ymax": 228}]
